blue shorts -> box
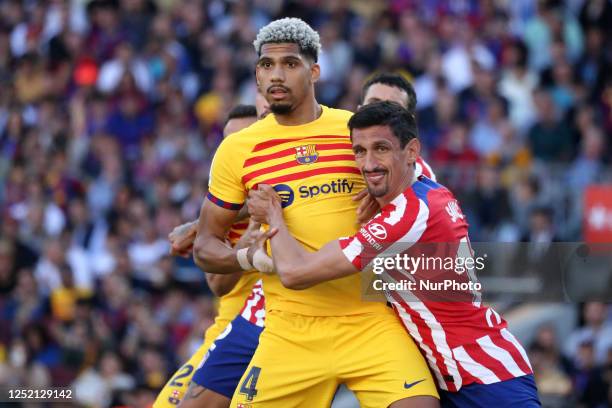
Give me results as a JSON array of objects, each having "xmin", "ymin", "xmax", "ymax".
[
  {"xmin": 192, "ymin": 315, "xmax": 263, "ymax": 398},
  {"xmin": 441, "ymin": 374, "xmax": 541, "ymax": 408}
]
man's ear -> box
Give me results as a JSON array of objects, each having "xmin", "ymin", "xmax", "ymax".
[
  {"xmin": 310, "ymin": 63, "xmax": 320, "ymax": 84},
  {"xmin": 255, "ymin": 68, "xmax": 262, "ymax": 90},
  {"xmin": 405, "ymin": 138, "xmax": 421, "ymax": 164}
]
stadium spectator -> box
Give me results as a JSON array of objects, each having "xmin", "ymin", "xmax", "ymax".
[
  {"xmin": 570, "ymin": 340, "xmax": 609, "ymax": 407},
  {"xmin": 527, "ymin": 88, "xmax": 574, "ymax": 162},
  {"xmin": 418, "ymin": 81, "xmax": 459, "ymax": 151},
  {"xmin": 431, "ymin": 120, "xmax": 480, "ymax": 189},
  {"xmin": 565, "ymin": 302, "xmax": 612, "ymax": 366},
  {"xmin": 523, "ymin": 1, "xmax": 583, "ymax": 71},
  {"xmin": 528, "ymin": 325, "xmax": 573, "ymax": 406},
  {"xmin": 498, "ymin": 40, "xmax": 539, "ymax": 132},
  {"xmin": 460, "ymin": 164, "xmax": 513, "ymax": 241},
  {"xmin": 72, "ymin": 350, "xmax": 135, "ymax": 407}
]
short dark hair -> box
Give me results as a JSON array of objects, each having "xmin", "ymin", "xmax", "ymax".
[
  {"xmin": 362, "ymin": 73, "xmax": 417, "ymax": 112},
  {"xmin": 225, "ymin": 104, "xmax": 257, "ymax": 125},
  {"xmin": 348, "ymin": 101, "xmax": 418, "ymax": 148}
]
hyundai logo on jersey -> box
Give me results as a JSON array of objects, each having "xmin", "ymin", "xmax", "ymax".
[{"xmin": 367, "ymin": 223, "xmax": 388, "ymax": 240}]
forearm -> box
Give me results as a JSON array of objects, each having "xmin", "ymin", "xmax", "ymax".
[
  {"xmin": 192, "ymin": 200, "xmax": 245, "ymax": 275},
  {"xmin": 192, "ymin": 233, "xmax": 243, "ymax": 274},
  {"xmin": 206, "ymin": 271, "xmax": 243, "ymax": 296},
  {"xmin": 268, "ymin": 209, "xmax": 326, "ymax": 289},
  {"xmin": 246, "ymin": 185, "xmax": 357, "ymax": 288}
]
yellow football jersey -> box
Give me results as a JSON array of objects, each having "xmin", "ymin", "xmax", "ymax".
[{"xmin": 209, "ymin": 106, "xmax": 388, "ymax": 316}]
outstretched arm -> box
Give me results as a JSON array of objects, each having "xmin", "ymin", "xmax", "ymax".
[{"xmin": 248, "ymin": 185, "xmax": 358, "ymax": 289}]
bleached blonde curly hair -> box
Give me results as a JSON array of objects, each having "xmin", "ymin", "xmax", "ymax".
[{"xmin": 253, "ymin": 18, "xmax": 321, "ymax": 62}]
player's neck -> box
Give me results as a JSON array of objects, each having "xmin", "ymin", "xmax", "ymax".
[{"xmin": 274, "ymin": 96, "xmax": 321, "ymax": 126}]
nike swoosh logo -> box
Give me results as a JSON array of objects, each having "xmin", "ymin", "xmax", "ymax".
[{"xmin": 404, "ymin": 379, "xmax": 425, "ymax": 389}]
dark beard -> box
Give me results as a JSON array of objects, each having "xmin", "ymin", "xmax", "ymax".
[
  {"xmin": 270, "ymin": 103, "xmax": 292, "ymax": 115},
  {"xmin": 367, "ymin": 185, "xmax": 388, "ymax": 198}
]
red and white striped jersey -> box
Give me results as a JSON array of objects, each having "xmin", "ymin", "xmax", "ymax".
[
  {"xmin": 339, "ymin": 176, "xmax": 532, "ymax": 392},
  {"xmin": 415, "ymin": 156, "xmax": 436, "ymax": 181},
  {"xmin": 239, "ymin": 279, "xmax": 266, "ymax": 327}
]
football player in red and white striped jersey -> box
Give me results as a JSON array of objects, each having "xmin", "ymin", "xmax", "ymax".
[{"xmin": 246, "ymin": 102, "xmax": 540, "ymax": 408}]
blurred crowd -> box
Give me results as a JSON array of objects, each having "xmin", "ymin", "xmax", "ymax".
[
  {"xmin": 0, "ymin": 0, "xmax": 610, "ymax": 407},
  {"xmin": 530, "ymin": 302, "xmax": 612, "ymax": 408}
]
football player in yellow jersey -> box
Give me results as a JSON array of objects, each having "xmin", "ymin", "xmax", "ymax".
[
  {"xmin": 193, "ymin": 18, "xmax": 438, "ymax": 408},
  {"xmin": 153, "ymin": 104, "xmax": 267, "ymax": 408}
]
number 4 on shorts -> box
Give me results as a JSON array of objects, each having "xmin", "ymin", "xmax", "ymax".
[{"xmin": 239, "ymin": 366, "xmax": 261, "ymax": 401}]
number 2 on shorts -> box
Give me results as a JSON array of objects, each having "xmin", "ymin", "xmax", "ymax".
[{"xmin": 169, "ymin": 364, "xmax": 194, "ymax": 387}]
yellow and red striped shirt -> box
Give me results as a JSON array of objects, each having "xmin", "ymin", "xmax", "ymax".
[{"xmin": 208, "ymin": 106, "xmax": 389, "ymax": 316}]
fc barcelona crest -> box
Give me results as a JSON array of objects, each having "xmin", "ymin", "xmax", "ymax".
[{"xmin": 295, "ymin": 144, "xmax": 318, "ymax": 164}]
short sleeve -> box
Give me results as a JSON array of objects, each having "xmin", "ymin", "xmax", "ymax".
[
  {"xmin": 208, "ymin": 137, "xmax": 246, "ymax": 210},
  {"xmin": 339, "ymin": 191, "xmax": 425, "ymax": 271}
]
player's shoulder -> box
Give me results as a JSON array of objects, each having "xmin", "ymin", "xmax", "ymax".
[
  {"xmin": 323, "ymin": 106, "xmax": 353, "ymax": 121},
  {"xmin": 410, "ymin": 176, "xmax": 467, "ymax": 222},
  {"xmin": 409, "ymin": 176, "xmax": 454, "ymax": 207},
  {"xmin": 310, "ymin": 106, "xmax": 351, "ymax": 136}
]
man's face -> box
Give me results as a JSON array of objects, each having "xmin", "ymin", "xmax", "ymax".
[
  {"xmin": 352, "ymin": 125, "xmax": 418, "ymax": 202},
  {"xmin": 255, "ymin": 43, "xmax": 319, "ymax": 115},
  {"xmin": 362, "ymin": 83, "xmax": 408, "ymax": 109},
  {"xmin": 223, "ymin": 116, "xmax": 257, "ymax": 138}
]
